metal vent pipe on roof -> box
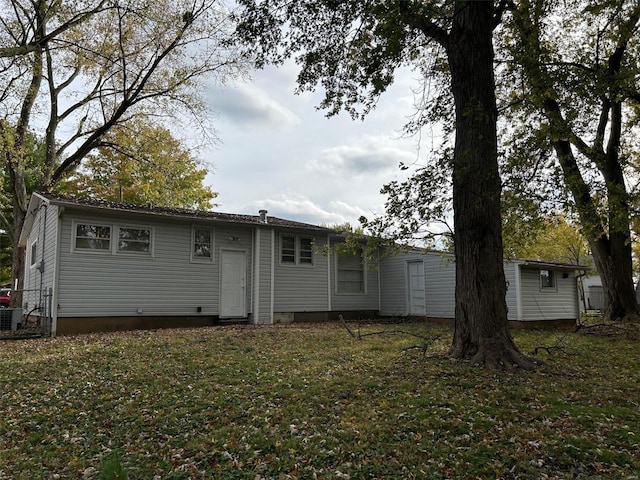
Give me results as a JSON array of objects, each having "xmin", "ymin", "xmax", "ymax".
[{"xmin": 259, "ymin": 209, "xmax": 268, "ymax": 223}]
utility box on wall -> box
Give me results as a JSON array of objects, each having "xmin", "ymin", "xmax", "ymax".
[{"xmin": 0, "ymin": 308, "xmax": 22, "ymax": 331}]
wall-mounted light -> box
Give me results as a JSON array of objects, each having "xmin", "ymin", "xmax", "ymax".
[{"xmin": 228, "ymin": 236, "xmax": 239, "ymax": 242}]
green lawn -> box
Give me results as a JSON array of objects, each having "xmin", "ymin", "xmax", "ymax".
[{"xmin": 1, "ymin": 322, "xmax": 638, "ymax": 479}]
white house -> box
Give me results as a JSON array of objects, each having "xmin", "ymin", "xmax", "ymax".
[{"xmin": 16, "ymin": 193, "xmax": 585, "ymax": 335}]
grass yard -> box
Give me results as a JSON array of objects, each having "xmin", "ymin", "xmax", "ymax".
[{"xmin": 0, "ymin": 322, "xmax": 639, "ymax": 480}]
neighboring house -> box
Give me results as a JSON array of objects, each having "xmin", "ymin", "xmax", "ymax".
[
  {"xmin": 18, "ymin": 193, "xmax": 585, "ymax": 335},
  {"xmin": 582, "ymin": 272, "xmax": 604, "ymax": 312}
]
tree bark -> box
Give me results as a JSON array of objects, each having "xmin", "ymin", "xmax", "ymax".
[
  {"xmin": 549, "ymin": 133, "xmax": 639, "ymax": 323},
  {"xmin": 447, "ymin": 1, "xmax": 535, "ymax": 369}
]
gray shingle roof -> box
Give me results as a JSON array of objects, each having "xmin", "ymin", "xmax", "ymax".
[{"xmin": 38, "ymin": 192, "xmax": 334, "ymax": 232}]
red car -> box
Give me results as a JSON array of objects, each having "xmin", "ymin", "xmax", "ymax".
[{"xmin": 0, "ymin": 289, "xmax": 10, "ymax": 308}]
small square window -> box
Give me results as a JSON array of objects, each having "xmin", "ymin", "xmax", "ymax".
[{"xmin": 540, "ymin": 269, "xmax": 555, "ymax": 288}]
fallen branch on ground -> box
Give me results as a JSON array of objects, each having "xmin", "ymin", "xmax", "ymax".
[{"xmin": 339, "ymin": 314, "xmax": 441, "ymax": 355}]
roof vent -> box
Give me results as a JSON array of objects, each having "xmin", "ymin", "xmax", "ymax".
[{"xmin": 259, "ymin": 209, "xmax": 268, "ymax": 223}]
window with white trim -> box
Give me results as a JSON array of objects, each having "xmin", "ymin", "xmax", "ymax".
[
  {"xmin": 280, "ymin": 235, "xmax": 314, "ymax": 265},
  {"xmin": 117, "ymin": 227, "xmax": 151, "ymax": 254},
  {"xmin": 73, "ymin": 222, "xmax": 153, "ymax": 255},
  {"xmin": 540, "ymin": 269, "xmax": 555, "ymax": 289},
  {"xmin": 281, "ymin": 235, "xmax": 296, "ymax": 263},
  {"xmin": 30, "ymin": 240, "xmax": 38, "ymax": 267},
  {"xmin": 74, "ymin": 223, "xmax": 112, "ymax": 251},
  {"xmin": 299, "ymin": 237, "xmax": 313, "ymax": 264},
  {"xmin": 192, "ymin": 226, "xmax": 214, "ymax": 262},
  {"xmin": 337, "ymin": 250, "xmax": 365, "ymax": 293}
]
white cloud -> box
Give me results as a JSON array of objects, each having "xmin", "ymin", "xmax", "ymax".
[
  {"xmin": 311, "ymin": 135, "xmax": 416, "ymax": 176},
  {"xmin": 200, "ymin": 61, "xmax": 441, "ymax": 229},
  {"xmin": 237, "ymin": 194, "xmax": 364, "ymax": 226},
  {"xmin": 207, "ymin": 83, "xmax": 299, "ymax": 131}
]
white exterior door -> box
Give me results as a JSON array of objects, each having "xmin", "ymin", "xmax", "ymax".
[
  {"xmin": 407, "ymin": 261, "xmax": 426, "ymax": 315},
  {"xmin": 220, "ymin": 250, "xmax": 247, "ymax": 318}
]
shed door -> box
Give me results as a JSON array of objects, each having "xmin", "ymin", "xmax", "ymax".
[
  {"xmin": 407, "ymin": 261, "xmax": 426, "ymax": 315},
  {"xmin": 220, "ymin": 250, "xmax": 247, "ymax": 318}
]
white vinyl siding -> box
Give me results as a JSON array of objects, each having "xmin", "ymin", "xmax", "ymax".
[
  {"xmin": 255, "ymin": 228, "xmax": 274, "ymax": 324},
  {"xmin": 273, "ymin": 233, "xmax": 329, "ymax": 312},
  {"xmin": 57, "ymin": 212, "xmax": 253, "ymax": 318},
  {"xmin": 22, "ymin": 202, "xmax": 60, "ymax": 317},
  {"xmin": 379, "ymin": 253, "xmax": 411, "ymax": 316},
  {"xmin": 520, "ymin": 267, "xmax": 578, "ymax": 320},
  {"xmin": 423, "ymin": 253, "xmax": 456, "ymax": 319}
]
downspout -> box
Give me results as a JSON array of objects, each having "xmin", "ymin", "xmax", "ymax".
[
  {"xmin": 327, "ymin": 235, "xmax": 332, "ymax": 312},
  {"xmin": 51, "ymin": 206, "xmax": 64, "ymax": 337},
  {"xmin": 38, "ymin": 203, "xmax": 48, "ymax": 311},
  {"xmin": 377, "ymin": 247, "xmax": 381, "ymax": 313},
  {"xmin": 270, "ymin": 229, "xmax": 275, "ymax": 324},
  {"xmin": 515, "ymin": 263, "xmax": 523, "ymax": 321},
  {"xmin": 253, "ymin": 227, "xmax": 260, "ymax": 324}
]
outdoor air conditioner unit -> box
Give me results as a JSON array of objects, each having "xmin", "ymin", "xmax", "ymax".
[{"xmin": 0, "ymin": 308, "xmax": 22, "ymax": 331}]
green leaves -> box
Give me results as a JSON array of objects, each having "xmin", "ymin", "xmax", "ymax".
[{"xmin": 55, "ymin": 119, "xmax": 217, "ymax": 210}]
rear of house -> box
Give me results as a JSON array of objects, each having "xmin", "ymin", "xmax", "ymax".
[
  {"xmin": 18, "ymin": 193, "xmax": 583, "ymax": 336},
  {"xmin": 19, "ymin": 193, "xmax": 380, "ymax": 335}
]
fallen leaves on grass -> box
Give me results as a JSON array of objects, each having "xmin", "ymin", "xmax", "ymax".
[{"xmin": 0, "ymin": 323, "xmax": 638, "ymax": 479}]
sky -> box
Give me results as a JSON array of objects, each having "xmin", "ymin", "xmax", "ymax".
[{"xmin": 201, "ymin": 61, "xmax": 436, "ymax": 227}]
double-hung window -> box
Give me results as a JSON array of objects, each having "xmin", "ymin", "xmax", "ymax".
[
  {"xmin": 337, "ymin": 249, "xmax": 365, "ymax": 294},
  {"xmin": 192, "ymin": 227, "xmax": 214, "ymax": 262},
  {"xmin": 281, "ymin": 235, "xmax": 296, "ymax": 263},
  {"xmin": 280, "ymin": 235, "xmax": 314, "ymax": 265}
]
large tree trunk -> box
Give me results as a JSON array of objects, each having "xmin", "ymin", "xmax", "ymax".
[
  {"xmin": 590, "ymin": 235, "xmax": 638, "ymax": 322},
  {"xmin": 549, "ymin": 133, "xmax": 639, "ymax": 323},
  {"xmin": 447, "ymin": 1, "xmax": 535, "ymax": 369}
]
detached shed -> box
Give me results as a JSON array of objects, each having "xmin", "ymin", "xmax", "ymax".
[{"xmin": 378, "ymin": 251, "xmax": 585, "ymax": 328}]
